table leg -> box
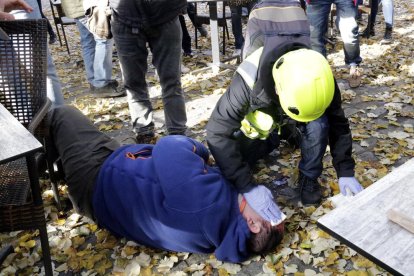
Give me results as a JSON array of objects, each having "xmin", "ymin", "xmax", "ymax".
[
  {"xmin": 26, "ymin": 155, "xmax": 53, "ymax": 276},
  {"xmin": 208, "ymin": 1, "xmax": 220, "ymax": 72},
  {"xmin": 0, "ymin": 244, "xmax": 13, "ymax": 265}
]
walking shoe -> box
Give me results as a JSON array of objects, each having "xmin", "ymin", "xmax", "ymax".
[
  {"xmin": 90, "ymin": 82, "xmax": 126, "ymax": 98},
  {"xmin": 359, "ymin": 26, "xmax": 375, "ymax": 38},
  {"xmin": 90, "ymin": 79, "xmax": 119, "ymax": 91},
  {"xmin": 134, "ymin": 122, "xmax": 156, "ymax": 144},
  {"xmin": 349, "ymin": 65, "xmax": 362, "ymax": 88},
  {"xmin": 380, "ymin": 27, "xmax": 393, "ymax": 45},
  {"xmin": 298, "ymin": 173, "xmax": 322, "ymax": 205},
  {"xmin": 197, "ymin": 26, "xmax": 208, "ymax": 37}
]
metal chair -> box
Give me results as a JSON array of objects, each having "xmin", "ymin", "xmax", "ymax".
[
  {"xmin": 194, "ymin": 1, "xmax": 232, "ymax": 54},
  {"xmin": 0, "ymin": 19, "xmax": 53, "ymax": 275},
  {"xmin": 49, "ymin": 0, "xmax": 76, "ymax": 54}
]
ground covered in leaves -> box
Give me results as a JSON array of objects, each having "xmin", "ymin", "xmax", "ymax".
[{"xmin": 1, "ymin": 0, "xmax": 414, "ymax": 275}]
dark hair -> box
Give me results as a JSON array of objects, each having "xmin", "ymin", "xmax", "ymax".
[{"xmin": 246, "ymin": 222, "xmax": 284, "ymax": 255}]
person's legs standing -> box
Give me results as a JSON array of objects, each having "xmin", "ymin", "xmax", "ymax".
[
  {"xmin": 36, "ymin": 0, "xmax": 56, "ymax": 44},
  {"xmin": 360, "ymin": 0, "xmax": 378, "ymax": 37},
  {"xmin": 76, "ymin": 17, "xmax": 120, "ymax": 97},
  {"xmin": 230, "ymin": 5, "xmax": 244, "ymax": 54},
  {"xmin": 298, "ymin": 115, "xmax": 329, "ymax": 205},
  {"xmin": 150, "ymin": 17, "xmax": 187, "ymax": 135},
  {"xmin": 179, "ymin": 14, "xmax": 192, "ymax": 55},
  {"xmin": 335, "ymin": 0, "xmax": 363, "ymax": 88},
  {"xmin": 10, "ymin": 0, "xmax": 64, "ymax": 108},
  {"xmin": 187, "ymin": 3, "xmax": 207, "ymax": 37},
  {"xmin": 46, "ymin": 49, "xmax": 65, "ymax": 107},
  {"xmin": 76, "ymin": 17, "xmax": 96, "ymax": 86},
  {"xmin": 306, "ymin": 0, "xmax": 332, "ymax": 58},
  {"xmin": 111, "ymin": 19, "xmax": 154, "ymax": 138},
  {"xmin": 93, "ymin": 36, "xmax": 114, "ymax": 88},
  {"xmin": 381, "ymin": 0, "xmax": 393, "ymax": 43},
  {"xmin": 382, "ymin": 0, "xmax": 394, "ymax": 28}
]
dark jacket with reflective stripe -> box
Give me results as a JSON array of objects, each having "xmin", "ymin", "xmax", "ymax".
[
  {"xmin": 206, "ymin": 57, "xmax": 355, "ymax": 193},
  {"xmin": 109, "ymin": 0, "xmax": 186, "ymax": 28}
]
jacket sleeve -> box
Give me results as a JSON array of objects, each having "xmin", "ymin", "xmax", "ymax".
[
  {"xmin": 206, "ymin": 74, "xmax": 256, "ymax": 193},
  {"xmin": 326, "ymin": 80, "xmax": 356, "ymax": 178},
  {"xmin": 152, "ymin": 135, "xmax": 219, "ymax": 211},
  {"xmin": 152, "ymin": 136, "xmax": 209, "ymax": 184}
]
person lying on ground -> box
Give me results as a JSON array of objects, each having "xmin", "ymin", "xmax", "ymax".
[{"xmin": 48, "ymin": 105, "xmax": 286, "ymax": 263}]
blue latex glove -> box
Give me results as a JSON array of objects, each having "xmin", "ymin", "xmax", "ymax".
[
  {"xmin": 243, "ymin": 185, "xmax": 283, "ymax": 224},
  {"xmin": 338, "ymin": 177, "xmax": 363, "ymax": 196}
]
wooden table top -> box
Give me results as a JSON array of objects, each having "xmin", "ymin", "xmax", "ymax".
[
  {"xmin": 0, "ymin": 103, "xmax": 43, "ymax": 164},
  {"xmin": 317, "ymin": 158, "xmax": 414, "ymax": 276}
]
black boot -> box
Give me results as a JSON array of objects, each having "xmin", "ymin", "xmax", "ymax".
[
  {"xmin": 381, "ymin": 26, "xmax": 393, "ymax": 44},
  {"xmin": 360, "ymin": 24, "xmax": 375, "ymax": 38},
  {"xmin": 298, "ymin": 173, "xmax": 322, "ymax": 205}
]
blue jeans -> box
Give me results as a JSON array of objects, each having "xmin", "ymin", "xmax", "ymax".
[
  {"xmin": 111, "ymin": 17, "xmax": 187, "ymax": 134},
  {"xmin": 76, "ymin": 17, "xmax": 114, "ymax": 88},
  {"xmin": 10, "ymin": 0, "xmax": 64, "ymax": 108},
  {"xmin": 298, "ymin": 115, "xmax": 329, "ymax": 180},
  {"xmin": 306, "ymin": 0, "xmax": 362, "ymax": 65}
]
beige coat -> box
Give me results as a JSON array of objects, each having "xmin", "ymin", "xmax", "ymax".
[{"xmin": 60, "ymin": 0, "xmax": 84, "ymax": 19}]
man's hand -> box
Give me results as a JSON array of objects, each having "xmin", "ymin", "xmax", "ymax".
[
  {"xmin": 243, "ymin": 185, "xmax": 283, "ymax": 224},
  {"xmin": 338, "ymin": 177, "xmax": 363, "ymax": 196},
  {"xmin": 0, "ymin": 0, "xmax": 33, "ymax": 20}
]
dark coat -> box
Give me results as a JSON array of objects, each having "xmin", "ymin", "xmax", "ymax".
[
  {"xmin": 109, "ymin": 0, "xmax": 187, "ymax": 28},
  {"xmin": 206, "ymin": 69, "xmax": 355, "ymax": 193}
]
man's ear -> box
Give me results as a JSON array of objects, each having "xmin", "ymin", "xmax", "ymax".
[{"xmin": 247, "ymin": 219, "xmax": 261, "ymax": 234}]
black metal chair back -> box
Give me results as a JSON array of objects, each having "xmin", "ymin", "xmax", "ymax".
[
  {"xmin": 0, "ymin": 19, "xmax": 53, "ymax": 276},
  {"xmin": 0, "ymin": 19, "xmax": 47, "ymax": 128}
]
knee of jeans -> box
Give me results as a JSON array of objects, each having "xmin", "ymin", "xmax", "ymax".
[
  {"xmin": 307, "ymin": 116, "xmax": 329, "ymax": 137},
  {"xmin": 310, "ymin": 25, "xmax": 324, "ymax": 39},
  {"xmin": 338, "ymin": 17, "xmax": 359, "ymax": 40}
]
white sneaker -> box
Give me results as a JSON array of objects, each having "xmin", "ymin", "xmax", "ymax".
[
  {"xmin": 181, "ymin": 64, "xmax": 190, "ymax": 74},
  {"xmin": 232, "ymin": 49, "xmax": 242, "ymax": 57}
]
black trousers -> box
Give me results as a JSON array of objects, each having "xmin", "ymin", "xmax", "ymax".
[{"xmin": 49, "ymin": 105, "xmax": 120, "ymax": 218}]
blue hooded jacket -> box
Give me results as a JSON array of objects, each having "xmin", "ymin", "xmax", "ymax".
[{"xmin": 93, "ymin": 136, "xmax": 251, "ymax": 262}]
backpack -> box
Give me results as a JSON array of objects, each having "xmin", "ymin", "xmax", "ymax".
[
  {"xmin": 242, "ymin": 0, "xmax": 310, "ymax": 60},
  {"xmin": 242, "ymin": 0, "xmax": 311, "ymax": 104}
]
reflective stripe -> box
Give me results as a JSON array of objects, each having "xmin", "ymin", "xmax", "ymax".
[
  {"xmin": 236, "ymin": 47, "xmax": 263, "ymax": 90},
  {"xmin": 250, "ymin": 6, "xmax": 308, "ymax": 22}
]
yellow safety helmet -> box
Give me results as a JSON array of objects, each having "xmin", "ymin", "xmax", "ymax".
[{"xmin": 272, "ymin": 49, "xmax": 335, "ymax": 122}]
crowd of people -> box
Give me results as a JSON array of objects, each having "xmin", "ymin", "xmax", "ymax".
[{"xmin": 1, "ymin": 0, "xmax": 395, "ymax": 265}]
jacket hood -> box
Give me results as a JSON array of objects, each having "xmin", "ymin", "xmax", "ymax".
[{"xmin": 212, "ymin": 200, "xmax": 251, "ymax": 262}]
